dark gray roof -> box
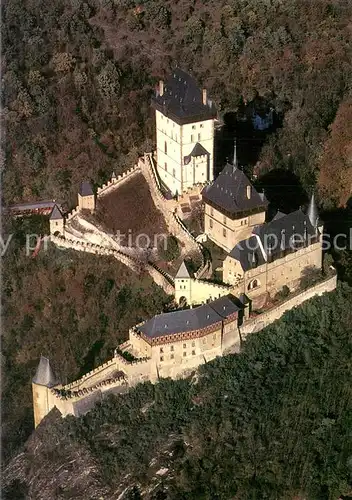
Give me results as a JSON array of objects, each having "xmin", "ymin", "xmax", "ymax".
[
  {"xmin": 272, "ymin": 210, "xmax": 286, "ymax": 221},
  {"xmin": 208, "ymin": 295, "xmax": 243, "ymax": 318},
  {"xmin": 79, "ymin": 181, "xmax": 94, "ymax": 197},
  {"xmin": 151, "ymin": 69, "xmax": 216, "ymax": 125},
  {"xmin": 229, "ymin": 235, "xmax": 266, "ymax": 272},
  {"xmin": 184, "ymin": 143, "xmax": 209, "ymax": 165},
  {"xmin": 230, "ymin": 209, "xmax": 317, "ymax": 271},
  {"xmin": 202, "ymin": 163, "xmax": 268, "ymax": 216},
  {"xmin": 175, "ymin": 261, "xmax": 191, "ymax": 279},
  {"xmin": 32, "ymin": 356, "xmax": 58, "ymax": 387},
  {"xmin": 50, "ymin": 204, "xmax": 63, "ymax": 220},
  {"xmin": 254, "ymin": 209, "xmax": 316, "ymax": 254},
  {"xmin": 138, "ymin": 303, "xmax": 223, "ymax": 339}
]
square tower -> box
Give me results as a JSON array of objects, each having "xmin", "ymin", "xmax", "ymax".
[{"xmin": 151, "ymin": 69, "xmax": 217, "ymax": 196}]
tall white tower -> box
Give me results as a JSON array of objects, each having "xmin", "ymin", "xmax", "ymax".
[{"xmin": 151, "ymin": 69, "xmax": 217, "ymax": 196}]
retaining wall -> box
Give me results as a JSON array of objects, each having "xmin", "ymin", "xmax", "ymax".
[{"xmin": 239, "ymin": 274, "xmax": 337, "ymax": 339}]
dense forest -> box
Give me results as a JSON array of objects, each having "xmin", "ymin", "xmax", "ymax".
[
  {"xmin": 2, "ymin": 0, "xmax": 352, "ymax": 208},
  {"xmin": 2, "ymin": 0, "xmax": 352, "ymax": 493},
  {"xmin": 2, "ymin": 214, "xmax": 170, "ymax": 461},
  {"xmin": 3, "ymin": 283, "xmax": 352, "ymax": 499}
]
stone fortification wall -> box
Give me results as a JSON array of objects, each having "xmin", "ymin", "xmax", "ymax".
[
  {"xmin": 239, "ymin": 274, "xmax": 337, "ymax": 339},
  {"xmin": 64, "ymin": 166, "xmax": 140, "ymax": 222},
  {"xmin": 140, "ymin": 155, "xmax": 201, "ymax": 256},
  {"xmin": 97, "ymin": 165, "xmax": 140, "ymax": 198},
  {"xmin": 50, "ymin": 234, "xmax": 174, "ymax": 294}
]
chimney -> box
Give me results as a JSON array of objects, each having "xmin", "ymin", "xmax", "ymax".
[
  {"xmin": 246, "ymin": 185, "xmax": 251, "ymax": 199},
  {"xmin": 159, "ymin": 80, "xmax": 164, "ymax": 97},
  {"xmin": 202, "ymin": 88, "xmax": 207, "ymax": 105}
]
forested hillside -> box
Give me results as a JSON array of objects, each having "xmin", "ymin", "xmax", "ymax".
[
  {"xmin": 3, "ymin": 284, "xmax": 352, "ymax": 499},
  {"xmin": 2, "ymin": 0, "xmax": 352, "ymax": 492},
  {"xmin": 2, "ymin": 215, "xmax": 170, "ymax": 462},
  {"xmin": 3, "ymin": 0, "xmax": 352, "ymax": 207}
]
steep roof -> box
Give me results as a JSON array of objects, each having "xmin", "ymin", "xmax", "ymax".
[
  {"xmin": 208, "ymin": 295, "xmax": 243, "ymax": 318},
  {"xmin": 253, "ymin": 209, "xmax": 316, "ymax": 254},
  {"xmin": 202, "ymin": 163, "xmax": 268, "ymax": 216},
  {"xmin": 175, "ymin": 261, "xmax": 191, "ymax": 279},
  {"xmin": 151, "ymin": 69, "xmax": 217, "ymax": 125},
  {"xmin": 229, "ymin": 235, "xmax": 266, "ymax": 272},
  {"xmin": 49, "ymin": 204, "xmax": 63, "ymax": 220},
  {"xmin": 138, "ymin": 303, "xmax": 223, "ymax": 339},
  {"xmin": 184, "ymin": 143, "xmax": 209, "ymax": 165},
  {"xmin": 230, "ymin": 209, "xmax": 317, "ymax": 271},
  {"xmin": 32, "ymin": 356, "xmax": 58, "ymax": 387},
  {"xmin": 79, "ymin": 181, "xmax": 94, "ymax": 197}
]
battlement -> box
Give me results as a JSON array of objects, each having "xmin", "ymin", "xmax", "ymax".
[{"xmin": 97, "ymin": 165, "xmax": 140, "ymax": 197}]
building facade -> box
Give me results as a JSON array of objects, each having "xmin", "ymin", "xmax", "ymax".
[
  {"xmin": 223, "ymin": 207, "xmax": 323, "ymax": 304},
  {"xmin": 202, "ymin": 163, "xmax": 268, "ymax": 252},
  {"xmin": 151, "ymin": 69, "xmax": 217, "ymax": 195}
]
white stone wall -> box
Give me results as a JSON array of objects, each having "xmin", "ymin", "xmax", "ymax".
[{"xmin": 155, "ymin": 110, "xmax": 214, "ymax": 194}]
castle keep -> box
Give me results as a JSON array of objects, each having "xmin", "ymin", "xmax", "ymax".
[
  {"xmin": 33, "ymin": 69, "xmax": 336, "ymax": 427},
  {"xmin": 151, "ymin": 69, "xmax": 217, "ymax": 195}
]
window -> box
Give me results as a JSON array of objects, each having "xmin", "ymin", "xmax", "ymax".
[
  {"xmin": 191, "ymin": 134, "xmax": 194, "ymax": 142},
  {"xmin": 183, "ymin": 352, "xmax": 187, "ymax": 357},
  {"xmin": 223, "ymin": 215, "xmax": 227, "ymax": 224},
  {"xmin": 198, "ymin": 133, "xmax": 201, "ymax": 141},
  {"xmin": 173, "ymin": 168, "xmax": 176, "ymax": 178},
  {"xmin": 183, "ymin": 343, "xmax": 186, "ymax": 348},
  {"xmin": 170, "ymin": 345, "xmax": 174, "ymax": 351},
  {"xmin": 210, "ymin": 207, "xmax": 214, "ymax": 216},
  {"xmin": 200, "ymin": 124, "xmax": 204, "ymax": 128},
  {"xmin": 164, "ymin": 141, "xmax": 167, "ymax": 154},
  {"xmin": 164, "ymin": 162, "xmax": 167, "ymax": 171},
  {"xmin": 192, "ymin": 125, "xmax": 196, "ymax": 129},
  {"xmin": 248, "ymin": 279, "xmax": 260, "ymax": 291},
  {"xmin": 210, "ymin": 219, "xmax": 213, "ymax": 229},
  {"xmin": 192, "ymin": 350, "xmax": 196, "ymax": 355},
  {"xmin": 160, "ymin": 356, "xmax": 164, "ymax": 362},
  {"xmin": 223, "ymin": 228, "xmax": 227, "ymax": 237},
  {"xmin": 160, "ymin": 347, "xmax": 164, "ymax": 353},
  {"xmin": 171, "ymin": 354, "xmax": 174, "ymax": 359},
  {"xmin": 192, "ymin": 341, "xmax": 195, "ymax": 347}
]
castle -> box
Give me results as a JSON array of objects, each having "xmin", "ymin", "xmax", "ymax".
[{"xmin": 32, "ymin": 70, "xmax": 336, "ymax": 427}]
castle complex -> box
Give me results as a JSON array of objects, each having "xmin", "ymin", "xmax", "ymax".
[{"xmin": 32, "ymin": 69, "xmax": 336, "ymax": 427}]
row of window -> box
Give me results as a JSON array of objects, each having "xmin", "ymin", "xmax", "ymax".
[
  {"xmin": 160, "ymin": 351, "xmax": 196, "ymax": 362},
  {"xmin": 209, "ymin": 219, "xmax": 227, "ymax": 237},
  {"xmin": 159, "ymin": 335, "xmax": 217, "ymax": 356},
  {"xmin": 160, "ymin": 115, "xmax": 204, "ymax": 131}
]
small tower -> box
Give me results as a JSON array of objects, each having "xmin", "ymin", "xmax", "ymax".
[
  {"xmin": 32, "ymin": 356, "xmax": 58, "ymax": 428},
  {"xmin": 78, "ymin": 181, "xmax": 95, "ymax": 212},
  {"xmin": 174, "ymin": 260, "xmax": 192, "ymax": 305},
  {"xmin": 49, "ymin": 204, "xmax": 64, "ymax": 236}
]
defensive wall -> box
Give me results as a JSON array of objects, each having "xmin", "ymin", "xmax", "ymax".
[
  {"xmin": 65, "ymin": 165, "xmax": 141, "ymax": 222},
  {"xmin": 50, "ymin": 234, "xmax": 174, "ymax": 294},
  {"xmin": 141, "ymin": 153, "xmax": 212, "ymax": 280},
  {"xmin": 34, "ymin": 273, "xmax": 337, "ymax": 425},
  {"xmin": 239, "ymin": 274, "xmax": 337, "ymax": 339}
]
